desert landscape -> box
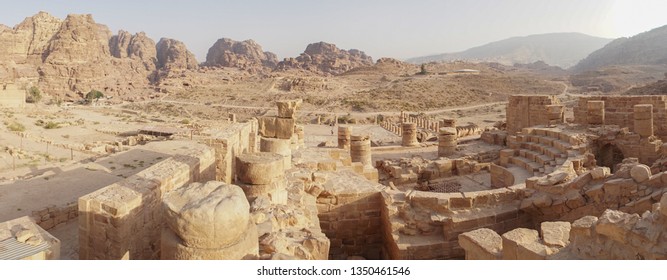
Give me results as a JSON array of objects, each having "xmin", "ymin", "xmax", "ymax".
[{"xmin": 2, "ymin": 5, "xmax": 667, "ymax": 262}]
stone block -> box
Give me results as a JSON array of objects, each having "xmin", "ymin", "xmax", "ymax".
[
  {"xmin": 595, "ymin": 209, "xmax": 640, "ymax": 243},
  {"xmin": 275, "ymin": 117, "xmax": 295, "ymax": 139},
  {"xmin": 570, "ymin": 216, "xmax": 598, "ymax": 241},
  {"xmin": 630, "ymin": 164, "xmax": 651, "ymax": 183},
  {"xmin": 501, "ymin": 228, "xmax": 539, "ymax": 260},
  {"xmin": 458, "ymin": 228, "xmax": 502, "ymax": 260},
  {"xmin": 161, "ymin": 221, "xmax": 258, "ymax": 260},
  {"xmin": 540, "ymin": 221, "xmax": 571, "ymax": 247},
  {"xmin": 590, "ymin": 166, "xmax": 610, "ymax": 180},
  {"xmin": 236, "ymin": 152, "xmax": 285, "ymax": 185},
  {"xmin": 163, "ymin": 181, "xmax": 250, "ymax": 248},
  {"xmin": 276, "ymin": 99, "xmax": 302, "ymax": 119},
  {"xmin": 257, "ymin": 117, "xmax": 277, "ymax": 138}
]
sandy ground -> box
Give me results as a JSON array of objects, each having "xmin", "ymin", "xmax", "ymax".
[{"xmin": 0, "ymin": 147, "xmax": 169, "ymax": 222}]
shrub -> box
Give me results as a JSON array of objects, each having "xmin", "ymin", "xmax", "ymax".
[
  {"xmin": 27, "ymin": 86, "xmax": 42, "ymax": 103},
  {"xmin": 44, "ymin": 122, "xmax": 59, "ymax": 129},
  {"xmin": 85, "ymin": 89, "xmax": 104, "ymax": 103},
  {"xmin": 7, "ymin": 121, "xmax": 25, "ymax": 132}
]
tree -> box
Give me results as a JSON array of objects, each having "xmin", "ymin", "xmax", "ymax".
[
  {"xmin": 419, "ymin": 64, "xmax": 428, "ymax": 75},
  {"xmin": 27, "ymin": 86, "xmax": 42, "ymax": 103},
  {"xmin": 85, "ymin": 89, "xmax": 104, "ymax": 103}
]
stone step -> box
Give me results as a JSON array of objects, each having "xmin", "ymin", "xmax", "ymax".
[
  {"xmin": 522, "ymin": 142, "xmax": 565, "ymax": 160},
  {"xmin": 510, "ymin": 156, "xmax": 542, "ymax": 173},
  {"xmin": 519, "ymin": 149, "xmax": 554, "ymax": 166}
]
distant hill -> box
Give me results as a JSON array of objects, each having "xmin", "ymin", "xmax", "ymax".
[
  {"xmin": 572, "ymin": 25, "xmax": 667, "ymax": 73},
  {"xmin": 407, "ymin": 33, "xmax": 612, "ymax": 69}
]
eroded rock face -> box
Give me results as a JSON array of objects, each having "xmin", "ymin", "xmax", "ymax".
[
  {"xmin": 156, "ymin": 38, "xmax": 198, "ymax": 70},
  {"xmin": 109, "ymin": 31, "xmax": 157, "ymax": 72},
  {"xmin": 205, "ymin": 38, "xmax": 278, "ymax": 69},
  {"xmin": 0, "ymin": 12, "xmax": 171, "ymax": 99},
  {"xmin": 276, "ymin": 41, "xmax": 373, "ymax": 75}
]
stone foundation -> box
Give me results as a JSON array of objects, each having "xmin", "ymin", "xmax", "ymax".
[{"xmin": 78, "ymin": 141, "xmax": 216, "ymax": 260}]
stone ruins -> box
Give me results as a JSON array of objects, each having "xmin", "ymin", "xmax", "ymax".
[{"xmin": 3, "ymin": 94, "xmax": 667, "ymax": 260}]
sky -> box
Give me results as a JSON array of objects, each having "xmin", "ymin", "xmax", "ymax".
[{"xmin": 1, "ymin": 0, "xmax": 667, "ymax": 61}]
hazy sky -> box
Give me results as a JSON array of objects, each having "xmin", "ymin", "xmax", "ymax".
[{"xmin": 1, "ymin": 0, "xmax": 667, "ymax": 61}]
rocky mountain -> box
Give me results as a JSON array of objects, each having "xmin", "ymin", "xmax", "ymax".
[
  {"xmin": 572, "ymin": 25, "xmax": 667, "ymax": 73},
  {"xmin": 276, "ymin": 41, "xmax": 373, "ymax": 75},
  {"xmin": 156, "ymin": 38, "xmax": 198, "ymax": 70},
  {"xmin": 0, "ymin": 12, "xmax": 201, "ymax": 100},
  {"xmin": 204, "ymin": 38, "xmax": 278, "ymax": 70},
  {"xmin": 408, "ymin": 33, "xmax": 612, "ymax": 69}
]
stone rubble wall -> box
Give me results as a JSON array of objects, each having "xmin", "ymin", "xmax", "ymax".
[
  {"xmin": 78, "ymin": 142, "xmax": 216, "ymax": 260},
  {"xmin": 574, "ymin": 96, "xmax": 667, "ymax": 140},
  {"xmin": 522, "ymin": 159, "xmax": 667, "ymax": 225},
  {"xmin": 30, "ymin": 202, "xmax": 78, "ymax": 231},
  {"xmin": 460, "ymin": 194, "xmax": 667, "ymax": 260},
  {"xmin": 376, "ymin": 151, "xmax": 497, "ymax": 185}
]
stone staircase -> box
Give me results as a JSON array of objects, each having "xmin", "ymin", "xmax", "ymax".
[{"xmin": 505, "ymin": 128, "xmax": 585, "ymax": 177}]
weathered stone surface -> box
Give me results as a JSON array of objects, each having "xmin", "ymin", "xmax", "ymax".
[
  {"xmin": 205, "ymin": 38, "xmax": 278, "ymax": 69},
  {"xmin": 458, "ymin": 228, "xmax": 502, "ymax": 260},
  {"xmin": 595, "ymin": 209, "xmax": 640, "ymax": 243},
  {"xmin": 276, "ymin": 99, "xmax": 302, "ymax": 119},
  {"xmin": 161, "ymin": 221, "xmax": 258, "ymax": 260},
  {"xmin": 163, "ymin": 181, "xmax": 250, "ymax": 248},
  {"xmin": 540, "ymin": 221, "xmax": 571, "ymax": 247},
  {"xmin": 275, "ymin": 41, "xmax": 373, "ymax": 75},
  {"xmin": 236, "ymin": 152, "xmax": 285, "ymax": 185},
  {"xmin": 570, "ymin": 216, "xmax": 598, "ymax": 240},
  {"xmin": 661, "ymin": 193, "xmax": 667, "ymax": 217},
  {"xmin": 502, "ymin": 228, "xmax": 539, "ymax": 260},
  {"xmin": 275, "ymin": 117, "xmax": 296, "ymax": 139},
  {"xmin": 591, "ymin": 166, "xmax": 610, "ymax": 180},
  {"xmin": 260, "ymin": 137, "xmax": 291, "ymax": 168},
  {"xmin": 630, "ymin": 164, "xmax": 651, "ymax": 183},
  {"xmin": 156, "ymin": 38, "xmax": 198, "ymax": 70}
]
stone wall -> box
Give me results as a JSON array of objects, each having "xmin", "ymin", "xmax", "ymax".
[
  {"xmin": 315, "ymin": 170, "xmax": 386, "ymax": 259},
  {"xmin": 0, "ymin": 83, "xmax": 26, "ymax": 108},
  {"xmin": 203, "ymin": 120, "xmax": 258, "ymax": 183},
  {"xmin": 506, "ymin": 95, "xmax": 562, "ymax": 134},
  {"xmin": 521, "ymin": 158, "xmax": 667, "ymax": 226},
  {"xmin": 30, "ymin": 202, "xmax": 78, "ymax": 231},
  {"xmin": 490, "ymin": 164, "xmax": 515, "ymax": 188},
  {"xmin": 574, "ymin": 96, "xmax": 667, "ymax": 140},
  {"xmin": 460, "ymin": 194, "xmax": 667, "ymax": 260},
  {"xmin": 78, "ymin": 141, "xmax": 216, "ymax": 260},
  {"xmin": 382, "ymin": 185, "xmax": 531, "ymax": 259}
]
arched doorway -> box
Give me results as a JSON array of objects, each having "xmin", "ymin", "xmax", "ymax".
[{"xmin": 596, "ymin": 143, "xmax": 624, "ymax": 172}]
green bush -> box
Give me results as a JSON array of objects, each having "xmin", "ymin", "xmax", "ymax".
[
  {"xmin": 27, "ymin": 86, "xmax": 42, "ymax": 103},
  {"xmin": 44, "ymin": 122, "xmax": 59, "ymax": 129},
  {"xmin": 85, "ymin": 89, "xmax": 104, "ymax": 103},
  {"xmin": 6, "ymin": 121, "xmax": 25, "ymax": 132}
]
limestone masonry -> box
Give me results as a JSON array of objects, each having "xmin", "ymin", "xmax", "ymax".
[{"xmin": 3, "ymin": 95, "xmax": 667, "ymax": 260}]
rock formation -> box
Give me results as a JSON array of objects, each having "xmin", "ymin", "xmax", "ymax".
[
  {"xmin": 276, "ymin": 41, "xmax": 373, "ymax": 75},
  {"xmin": 205, "ymin": 38, "xmax": 278, "ymax": 69},
  {"xmin": 156, "ymin": 38, "xmax": 198, "ymax": 70},
  {"xmin": 109, "ymin": 30, "xmax": 157, "ymax": 72}
]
